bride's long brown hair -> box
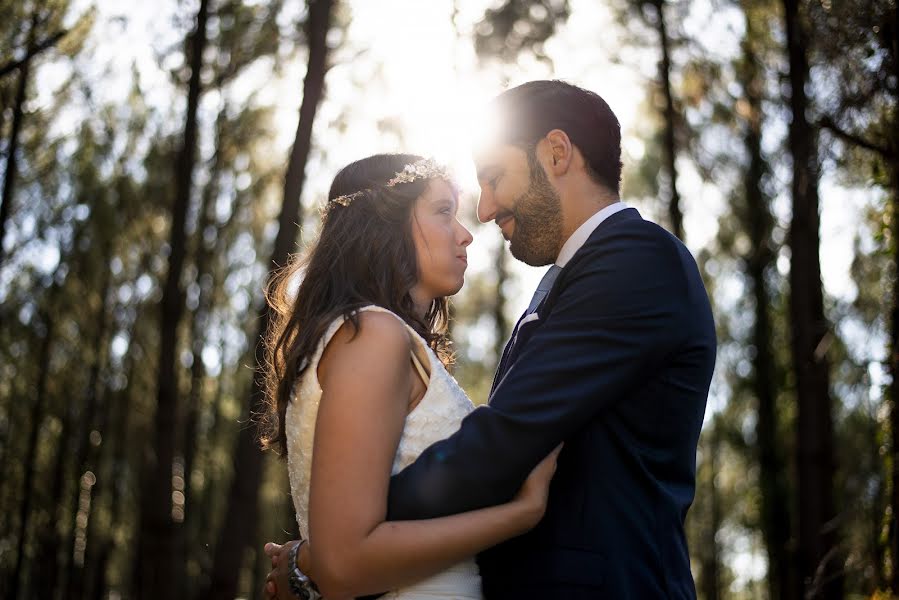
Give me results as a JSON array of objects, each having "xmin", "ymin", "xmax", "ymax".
[{"xmin": 259, "ymin": 153, "xmax": 454, "ymax": 457}]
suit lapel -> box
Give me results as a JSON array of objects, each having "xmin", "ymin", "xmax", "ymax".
[
  {"xmin": 488, "ymin": 208, "xmax": 642, "ymax": 399},
  {"xmin": 490, "ymin": 309, "xmax": 528, "ymax": 395}
]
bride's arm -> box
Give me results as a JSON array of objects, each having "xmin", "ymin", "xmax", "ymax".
[{"xmin": 306, "ymin": 311, "xmax": 548, "ymax": 599}]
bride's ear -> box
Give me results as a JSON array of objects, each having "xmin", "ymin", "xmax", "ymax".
[{"xmin": 542, "ymin": 129, "xmax": 573, "ymax": 176}]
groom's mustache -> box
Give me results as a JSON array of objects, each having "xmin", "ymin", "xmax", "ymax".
[{"xmin": 494, "ymin": 209, "xmax": 514, "ymax": 226}]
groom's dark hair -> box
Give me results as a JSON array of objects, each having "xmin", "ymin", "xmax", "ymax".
[{"xmin": 492, "ymin": 80, "xmax": 622, "ymax": 194}]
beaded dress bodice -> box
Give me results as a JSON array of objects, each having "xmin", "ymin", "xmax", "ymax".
[{"xmin": 285, "ymin": 306, "xmax": 475, "ymax": 541}]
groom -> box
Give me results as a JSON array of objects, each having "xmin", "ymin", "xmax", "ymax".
[{"xmin": 265, "ymin": 80, "xmax": 716, "ymax": 598}]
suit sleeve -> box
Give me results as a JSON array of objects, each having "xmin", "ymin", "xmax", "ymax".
[{"xmin": 386, "ymin": 231, "xmax": 688, "ymax": 520}]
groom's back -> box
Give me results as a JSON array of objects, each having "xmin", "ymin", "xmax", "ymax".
[{"xmin": 477, "ymin": 212, "xmax": 715, "ymax": 600}]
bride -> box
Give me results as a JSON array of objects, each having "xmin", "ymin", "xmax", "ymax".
[{"xmin": 259, "ymin": 153, "xmax": 560, "ymax": 600}]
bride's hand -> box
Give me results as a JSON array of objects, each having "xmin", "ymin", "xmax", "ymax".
[{"xmin": 513, "ymin": 443, "xmax": 563, "ymax": 526}]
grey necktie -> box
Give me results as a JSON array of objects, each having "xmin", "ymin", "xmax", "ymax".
[{"xmin": 526, "ymin": 264, "xmax": 562, "ymax": 315}]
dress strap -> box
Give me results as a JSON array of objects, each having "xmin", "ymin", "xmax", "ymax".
[
  {"xmin": 410, "ymin": 345, "xmax": 430, "ymax": 386},
  {"xmin": 355, "ymin": 306, "xmax": 432, "ymax": 387}
]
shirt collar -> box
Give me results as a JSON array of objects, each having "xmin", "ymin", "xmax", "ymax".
[{"xmin": 555, "ymin": 201, "xmax": 628, "ymax": 268}]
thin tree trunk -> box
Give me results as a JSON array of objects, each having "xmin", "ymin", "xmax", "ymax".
[
  {"xmin": 137, "ymin": 0, "xmax": 210, "ymax": 596},
  {"xmin": 0, "ymin": 14, "xmax": 36, "ymax": 266},
  {"xmin": 782, "ymin": 0, "xmax": 841, "ymax": 597},
  {"xmin": 700, "ymin": 421, "xmax": 721, "ymax": 600},
  {"xmin": 740, "ymin": 14, "xmax": 794, "ymax": 600},
  {"xmin": 65, "ymin": 261, "xmax": 112, "ymax": 600},
  {"xmin": 9, "ymin": 317, "xmax": 53, "ymax": 600},
  {"xmin": 651, "ymin": 0, "xmax": 683, "ymax": 241},
  {"xmin": 35, "ymin": 373, "xmax": 76, "ymax": 600},
  {"xmin": 101, "ymin": 341, "xmax": 142, "ymax": 600},
  {"xmin": 179, "ymin": 111, "xmax": 225, "ymax": 599},
  {"xmin": 192, "ymin": 346, "xmax": 230, "ymax": 592},
  {"xmin": 492, "ymin": 246, "xmax": 509, "ymax": 369},
  {"xmin": 890, "ymin": 159, "xmax": 899, "ymax": 597},
  {"xmin": 79, "ymin": 272, "xmax": 118, "ymax": 600},
  {"xmin": 889, "ymin": 8, "xmax": 899, "ymax": 593},
  {"xmin": 84, "ymin": 345, "xmax": 132, "ymax": 600},
  {"xmin": 205, "ymin": 1, "xmax": 334, "ymax": 596}
]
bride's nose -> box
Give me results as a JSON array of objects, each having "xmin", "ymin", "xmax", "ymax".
[{"xmin": 457, "ymin": 222, "xmax": 473, "ymax": 247}]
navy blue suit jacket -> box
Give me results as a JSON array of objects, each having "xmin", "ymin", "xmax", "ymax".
[{"xmin": 385, "ymin": 208, "xmax": 716, "ymax": 599}]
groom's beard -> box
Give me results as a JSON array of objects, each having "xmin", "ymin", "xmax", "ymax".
[{"xmin": 508, "ymin": 155, "xmax": 564, "ymax": 267}]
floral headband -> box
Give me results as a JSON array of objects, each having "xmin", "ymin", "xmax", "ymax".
[{"xmin": 325, "ymin": 158, "xmax": 454, "ymax": 213}]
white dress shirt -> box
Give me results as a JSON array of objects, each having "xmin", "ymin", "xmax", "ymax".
[
  {"xmin": 516, "ymin": 201, "xmax": 629, "ymax": 328},
  {"xmin": 555, "ymin": 201, "xmax": 629, "ymax": 268}
]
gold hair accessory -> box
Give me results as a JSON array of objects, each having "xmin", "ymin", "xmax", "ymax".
[
  {"xmin": 385, "ymin": 158, "xmax": 453, "ymax": 187},
  {"xmin": 326, "ymin": 158, "xmax": 453, "ymax": 212}
]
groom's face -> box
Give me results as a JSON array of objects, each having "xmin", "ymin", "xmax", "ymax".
[{"xmin": 475, "ymin": 143, "xmax": 564, "ymax": 266}]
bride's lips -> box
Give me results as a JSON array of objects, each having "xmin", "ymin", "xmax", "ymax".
[{"xmin": 457, "ymin": 254, "xmax": 468, "ymax": 266}]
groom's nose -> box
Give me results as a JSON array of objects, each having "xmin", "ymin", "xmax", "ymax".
[{"xmin": 476, "ymin": 188, "xmax": 497, "ymax": 224}]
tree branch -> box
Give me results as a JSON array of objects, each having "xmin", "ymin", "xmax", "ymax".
[
  {"xmin": 0, "ymin": 29, "xmax": 68, "ymax": 80},
  {"xmin": 818, "ymin": 116, "xmax": 893, "ymax": 159}
]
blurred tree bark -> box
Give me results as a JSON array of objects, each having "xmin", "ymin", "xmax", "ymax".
[
  {"xmin": 0, "ymin": 12, "xmax": 35, "ymax": 266},
  {"xmin": 492, "ymin": 248, "xmax": 509, "ymax": 365},
  {"xmin": 68, "ymin": 254, "xmax": 113, "ymax": 600},
  {"xmin": 699, "ymin": 420, "xmax": 721, "ymax": 600},
  {"xmin": 739, "ymin": 5, "xmax": 794, "ymax": 598},
  {"xmin": 782, "ymin": 0, "xmax": 841, "ymax": 597},
  {"xmin": 648, "ymin": 0, "xmax": 683, "ymax": 240},
  {"xmin": 8, "ymin": 315, "xmax": 53, "ymax": 600},
  {"xmin": 614, "ymin": 0, "xmax": 684, "ymax": 240},
  {"xmin": 205, "ymin": 1, "xmax": 334, "ymax": 597},
  {"xmin": 137, "ymin": 0, "xmax": 210, "ymax": 596}
]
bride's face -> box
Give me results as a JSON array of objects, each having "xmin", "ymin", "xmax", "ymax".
[{"xmin": 410, "ymin": 179, "xmax": 473, "ymax": 304}]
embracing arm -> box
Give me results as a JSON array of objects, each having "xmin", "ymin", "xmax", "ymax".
[
  {"xmin": 386, "ymin": 233, "xmax": 693, "ymax": 520},
  {"xmin": 306, "ymin": 312, "xmax": 553, "ymax": 599}
]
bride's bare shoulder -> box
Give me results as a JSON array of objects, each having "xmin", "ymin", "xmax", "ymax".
[{"xmin": 318, "ymin": 310, "xmax": 411, "ymax": 382}]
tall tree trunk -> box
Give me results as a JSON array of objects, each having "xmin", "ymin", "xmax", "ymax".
[
  {"xmin": 651, "ymin": 0, "xmax": 683, "ymax": 241},
  {"xmin": 137, "ymin": 0, "xmax": 210, "ymax": 596},
  {"xmin": 890, "ymin": 159, "xmax": 899, "ymax": 597},
  {"xmin": 782, "ymin": 0, "xmax": 841, "ymax": 597},
  {"xmin": 84, "ymin": 348, "xmax": 133, "ymax": 600},
  {"xmin": 205, "ymin": 1, "xmax": 334, "ymax": 596},
  {"xmin": 179, "ymin": 112, "xmax": 225, "ymax": 600},
  {"xmin": 78, "ymin": 270, "xmax": 118, "ymax": 600},
  {"xmin": 700, "ymin": 420, "xmax": 721, "ymax": 600},
  {"xmin": 192, "ymin": 348, "xmax": 230, "ymax": 591},
  {"xmin": 492, "ymin": 245, "xmax": 509, "ymax": 370},
  {"xmin": 888, "ymin": 8, "xmax": 899, "ymax": 594},
  {"xmin": 739, "ymin": 14, "xmax": 794, "ymax": 600},
  {"xmin": 9, "ymin": 317, "xmax": 53, "ymax": 600},
  {"xmin": 99, "ymin": 341, "xmax": 142, "ymax": 600},
  {"xmin": 0, "ymin": 13, "xmax": 36, "ymax": 266},
  {"xmin": 35, "ymin": 374, "xmax": 76, "ymax": 600},
  {"xmin": 65, "ymin": 260, "xmax": 113, "ymax": 600}
]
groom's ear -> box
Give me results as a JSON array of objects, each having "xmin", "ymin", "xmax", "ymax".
[{"xmin": 542, "ymin": 129, "xmax": 573, "ymax": 177}]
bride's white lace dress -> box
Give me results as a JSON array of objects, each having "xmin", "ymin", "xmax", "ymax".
[{"xmin": 286, "ymin": 305, "xmax": 482, "ymax": 599}]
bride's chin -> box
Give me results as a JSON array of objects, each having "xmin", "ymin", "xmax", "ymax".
[{"xmin": 450, "ymin": 278, "xmax": 465, "ymax": 295}]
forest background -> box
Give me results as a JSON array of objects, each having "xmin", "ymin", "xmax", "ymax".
[{"xmin": 0, "ymin": 0, "xmax": 895, "ymax": 598}]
